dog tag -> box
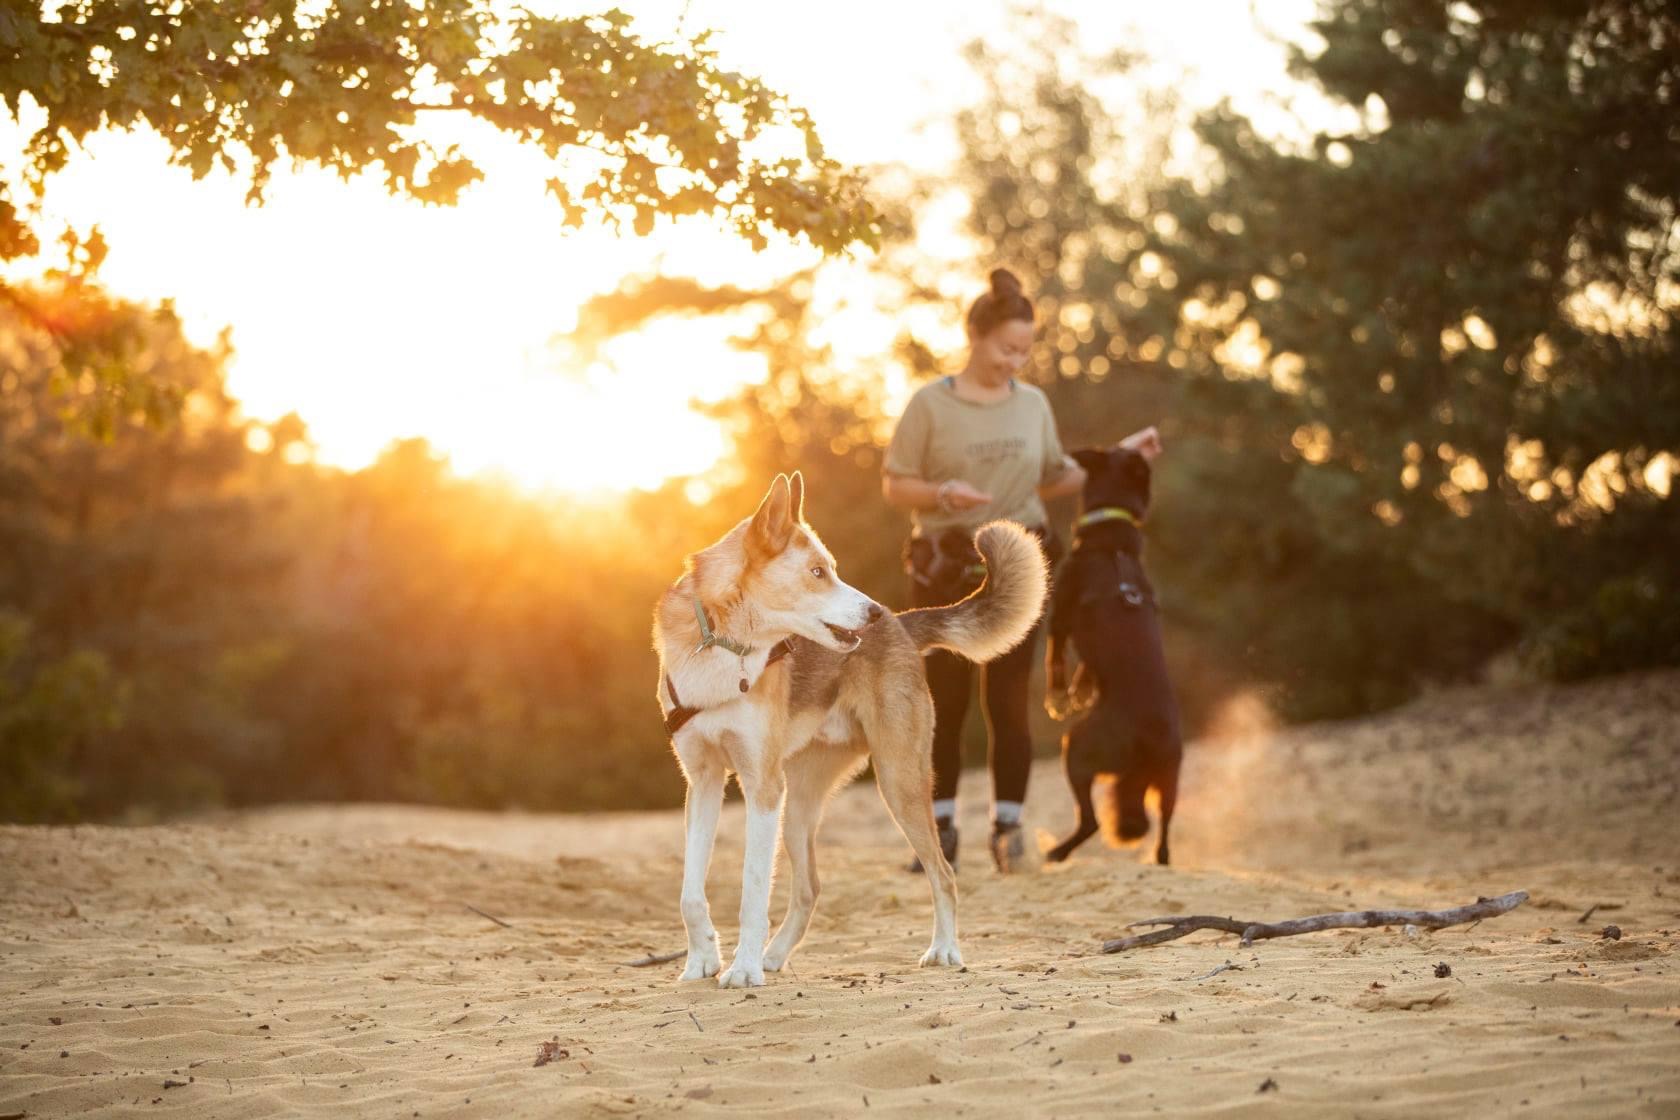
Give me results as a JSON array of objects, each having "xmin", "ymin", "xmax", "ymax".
[{"xmin": 739, "ymin": 678, "xmax": 749, "ymax": 693}]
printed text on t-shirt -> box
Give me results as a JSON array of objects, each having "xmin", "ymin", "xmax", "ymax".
[{"xmin": 966, "ymin": 437, "xmax": 1027, "ymax": 465}]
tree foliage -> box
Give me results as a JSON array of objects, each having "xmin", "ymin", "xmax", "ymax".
[
  {"xmin": 0, "ymin": 0, "xmax": 878, "ymax": 258},
  {"xmin": 0, "ymin": 612, "xmax": 122, "ymax": 822},
  {"xmin": 1148, "ymin": 0, "xmax": 1678, "ymax": 680},
  {"xmin": 947, "ymin": 2, "xmax": 1676, "ymax": 716}
]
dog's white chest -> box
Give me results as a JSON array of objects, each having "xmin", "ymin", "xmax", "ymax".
[
  {"xmin": 679, "ymin": 698, "xmax": 762, "ymax": 739},
  {"xmin": 662, "ymin": 645, "xmax": 778, "ymax": 716}
]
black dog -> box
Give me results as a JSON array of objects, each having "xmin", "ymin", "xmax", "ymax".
[{"xmin": 1043, "ymin": 446, "xmax": 1182, "ymax": 865}]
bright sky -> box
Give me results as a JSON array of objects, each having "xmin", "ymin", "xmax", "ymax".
[{"xmin": 5, "ymin": 0, "xmax": 1322, "ymax": 495}]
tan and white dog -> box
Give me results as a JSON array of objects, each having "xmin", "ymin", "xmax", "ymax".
[{"xmin": 653, "ymin": 472, "xmax": 1047, "ymax": 987}]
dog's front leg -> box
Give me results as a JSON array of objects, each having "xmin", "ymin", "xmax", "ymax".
[
  {"xmin": 677, "ymin": 751, "xmax": 727, "ymax": 982},
  {"xmin": 718, "ymin": 766, "xmax": 784, "ymax": 989},
  {"xmin": 1044, "ymin": 562, "xmax": 1080, "ymax": 721},
  {"xmin": 1046, "ymin": 735, "xmax": 1099, "ymax": 863}
]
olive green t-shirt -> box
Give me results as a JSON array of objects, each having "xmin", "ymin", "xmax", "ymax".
[{"xmin": 883, "ymin": 377, "xmax": 1070, "ymax": 534}]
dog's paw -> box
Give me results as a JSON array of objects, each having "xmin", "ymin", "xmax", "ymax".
[
  {"xmin": 919, "ymin": 942, "xmax": 963, "ymax": 969},
  {"xmin": 717, "ymin": 960, "xmax": 766, "ymax": 989},
  {"xmin": 1118, "ymin": 811, "xmax": 1152, "ymax": 842},
  {"xmin": 762, "ymin": 946, "xmax": 793, "ymax": 972},
  {"xmin": 678, "ymin": 950, "xmax": 722, "ymax": 982},
  {"xmin": 1044, "ymin": 690, "xmax": 1072, "ymax": 722},
  {"xmin": 1069, "ymin": 663, "xmax": 1098, "ymax": 699}
]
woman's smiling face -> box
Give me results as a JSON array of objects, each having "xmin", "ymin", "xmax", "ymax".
[{"xmin": 969, "ymin": 318, "xmax": 1035, "ymax": 385}]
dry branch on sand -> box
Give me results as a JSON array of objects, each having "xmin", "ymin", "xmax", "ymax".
[{"xmin": 1102, "ymin": 891, "xmax": 1529, "ymax": 953}]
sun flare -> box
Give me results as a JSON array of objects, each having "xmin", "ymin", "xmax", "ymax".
[
  {"xmin": 432, "ymin": 317, "xmax": 766, "ymax": 496},
  {"xmin": 2, "ymin": 120, "xmax": 789, "ymax": 496}
]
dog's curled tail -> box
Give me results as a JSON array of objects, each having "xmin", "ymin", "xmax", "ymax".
[{"xmin": 898, "ymin": 521, "xmax": 1049, "ymax": 661}]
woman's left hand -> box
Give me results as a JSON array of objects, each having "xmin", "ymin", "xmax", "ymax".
[{"xmin": 1118, "ymin": 426, "xmax": 1163, "ymax": 461}]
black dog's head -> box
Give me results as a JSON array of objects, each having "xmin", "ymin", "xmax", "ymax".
[{"xmin": 1070, "ymin": 446, "xmax": 1152, "ymax": 522}]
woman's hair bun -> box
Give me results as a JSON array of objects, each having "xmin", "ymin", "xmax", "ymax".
[
  {"xmin": 967, "ymin": 266, "xmax": 1034, "ymax": 337},
  {"xmin": 989, "ymin": 268, "xmax": 1022, "ymax": 297}
]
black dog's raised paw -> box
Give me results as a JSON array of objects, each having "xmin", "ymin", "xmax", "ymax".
[{"xmin": 1118, "ymin": 810, "xmax": 1151, "ymax": 842}]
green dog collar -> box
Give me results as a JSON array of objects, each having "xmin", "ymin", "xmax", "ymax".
[
  {"xmin": 1074, "ymin": 507, "xmax": 1141, "ymax": 531},
  {"xmin": 693, "ymin": 597, "xmax": 752, "ymax": 658}
]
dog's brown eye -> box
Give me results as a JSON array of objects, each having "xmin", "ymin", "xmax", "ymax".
[{"xmin": 810, "ymin": 566, "xmax": 826, "ymax": 579}]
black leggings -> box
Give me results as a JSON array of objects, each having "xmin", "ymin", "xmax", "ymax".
[{"xmin": 912, "ymin": 574, "xmax": 1043, "ymax": 808}]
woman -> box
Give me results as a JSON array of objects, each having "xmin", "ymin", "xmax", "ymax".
[{"xmin": 882, "ymin": 268, "xmax": 1160, "ymax": 873}]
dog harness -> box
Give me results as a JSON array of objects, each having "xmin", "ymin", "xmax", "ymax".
[
  {"xmin": 906, "ymin": 530, "xmax": 988, "ymax": 590},
  {"xmin": 1069, "ymin": 512, "xmax": 1154, "ymax": 610},
  {"xmin": 664, "ymin": 597, "xmax": 793, "ymax": 736},
  {"xmin": 663, "ymin": 640, "xmax": 792, "ymax": 736}
]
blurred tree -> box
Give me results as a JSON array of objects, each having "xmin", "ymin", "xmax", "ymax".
[
  {"xmin": 0, "ymin": 276, "xmax": 292, "ymax": 817},
  {"xmin": 0, "ymin": 228, "xmax": 190, "ymax": 438},
  {"xmin": 1, "ymin": 275, "xmax": 702, "ymax": 819},
  {"xmin": 948, "ymin": 10, "xmax": 1524, "ymax": 719},
  {"xmin": 1149, "ymin": 0, "xmax": 1679, "ymax": 682},
  {"xmin": 0, "ymin": 612, "xmax": 122, "ymax": 822},
  {"xmin": 268, "ymin": 436, "xmax": 691, "ymax": 813}
]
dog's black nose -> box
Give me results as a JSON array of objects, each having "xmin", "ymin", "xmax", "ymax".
[{"xmin": 866, "ymin": 603, "xmax": 884, "ymax": 624}]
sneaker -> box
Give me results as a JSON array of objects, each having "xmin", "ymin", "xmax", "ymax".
[
  {"xmin": 907, "ymin": 817, "xmax": 959, "ymax": 874},
  {"xmin": 990, "ymin": 822, "xmax": 1024, "ymax": 874}
]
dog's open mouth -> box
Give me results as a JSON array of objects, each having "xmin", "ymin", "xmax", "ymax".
[{"xmin": 824, "ymin": 622, "xmax": 862, "ymax": 647}]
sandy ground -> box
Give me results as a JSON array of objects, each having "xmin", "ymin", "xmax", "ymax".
[{"xmin": 3, "ymin": 669, "xmax": 1679, "ymax": 1118}]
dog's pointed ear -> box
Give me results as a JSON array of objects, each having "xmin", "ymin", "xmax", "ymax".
[
  {"xmin": 748, "ymin": 474, "xmax": 795, "ymax": 561},
  {"xmin": 1070, "ymin": 447, "xmax": 1108, "ymax": 474},
  {"xmin": 788, "ymin": 470, "xmax": 805, "ymax": 523}
]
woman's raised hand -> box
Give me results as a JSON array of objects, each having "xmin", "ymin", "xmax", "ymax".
[{"xmin": 1118, "ymin": 426, "xmax": 1163, "ymax": 461}]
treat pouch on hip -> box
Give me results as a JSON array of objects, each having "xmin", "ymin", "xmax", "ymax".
[{"xmin": 904, "ymin": 529, "xmax": 987, "ymax": 598}]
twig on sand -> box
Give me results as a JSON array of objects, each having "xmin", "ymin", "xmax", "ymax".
[
  {"xmin": 1102, "ymin": 891, "xmax": 1529, "ymax": 953},
  {"xmin": 1181, "ymin": 961, "xmax": 1244, "ymax": 982},
  {"xmin": 462, "ymin": 902, "xmax": 513, "ymax": 929},
  {"xmin": 688, "ymin": 1010, "xmax": 704, "ymax": 1033},
  {"xmin": 1576, "ymin": 902, "xmax": 1622, "ymax": 924},
  {"xmin": 623, "ymin": 949, "xmax": 686, "ymax": 968}
]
